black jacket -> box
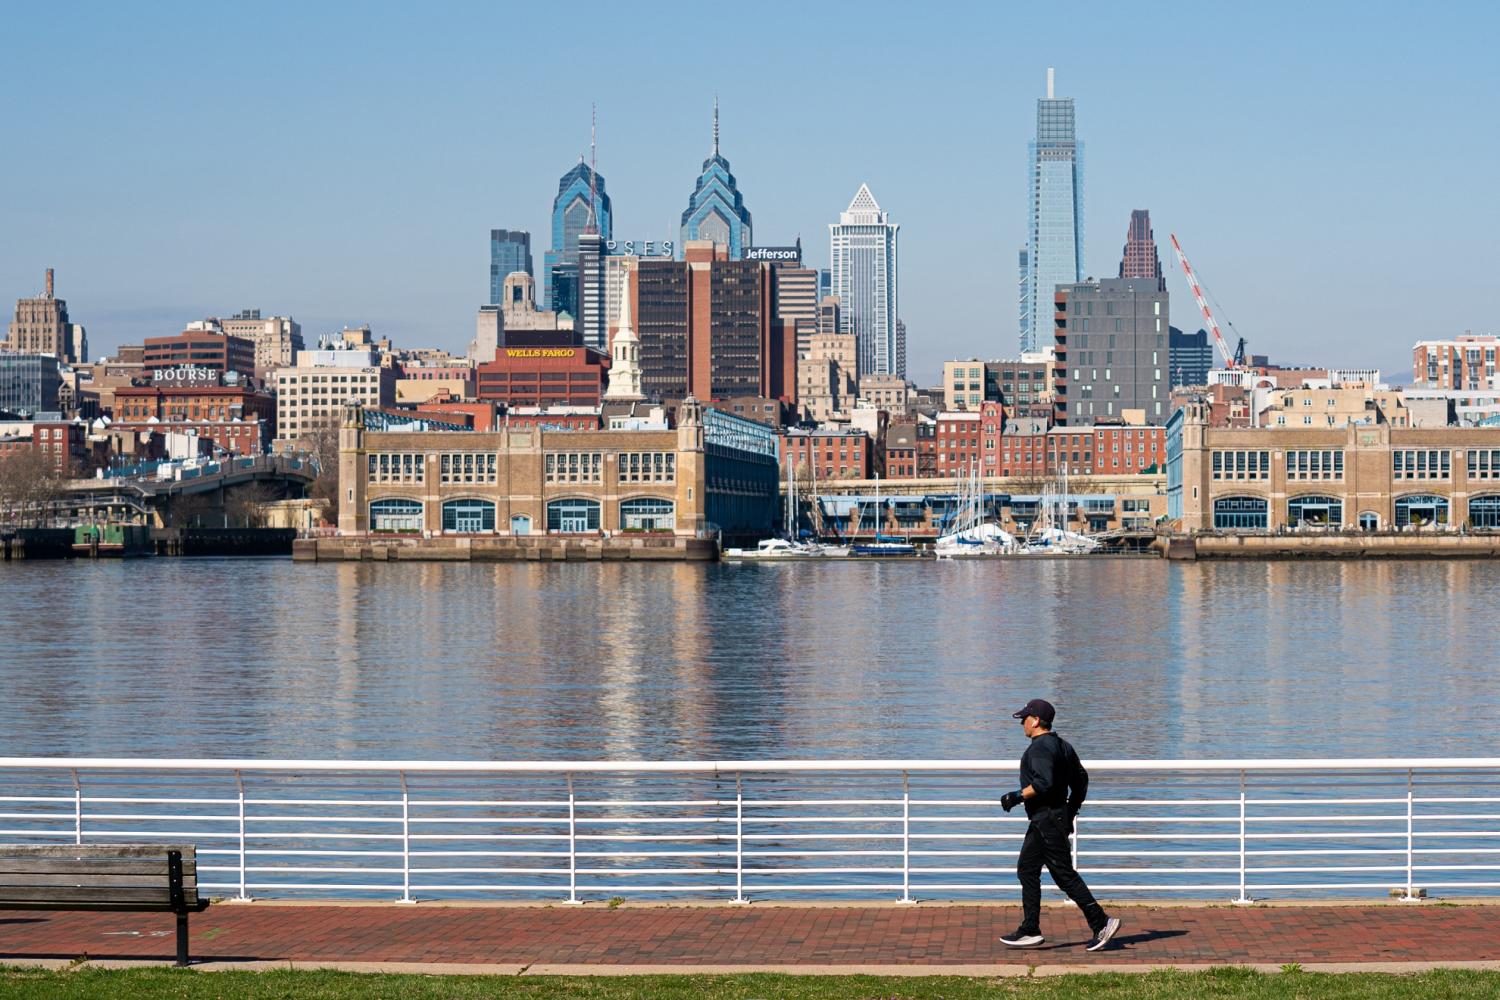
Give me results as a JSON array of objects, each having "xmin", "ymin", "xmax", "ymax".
[{"xmin": 1019, "ymin": 731, "xmax": 1089, "ymax": 819}]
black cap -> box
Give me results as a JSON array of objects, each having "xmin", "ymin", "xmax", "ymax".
[{"xmin": 1012, "ymin": 699, "xmax": 1056, "ymax": 725}]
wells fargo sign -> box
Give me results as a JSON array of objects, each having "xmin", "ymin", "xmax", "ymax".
[{"xmin": 504, "ymin": 348, "xmax": 577, "ymax": 359}]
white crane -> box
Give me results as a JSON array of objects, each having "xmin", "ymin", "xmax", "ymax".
[{"xmin": 1169, "ymin": 233, "xmax": 1245, "ymax": 369}]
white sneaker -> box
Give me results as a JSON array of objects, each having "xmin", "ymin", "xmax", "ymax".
[
  {"xmin": 1085, "ymin": 916, "xmax": 1121, "ymax": 952},
  {"xmin": 999, "ymin": 928, "xmax": 1045, "ymax": 948}
]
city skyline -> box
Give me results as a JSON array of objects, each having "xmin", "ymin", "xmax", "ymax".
[{"xmin": 2, "ymin": 2, "xmax": 1496, "ymax": 385}]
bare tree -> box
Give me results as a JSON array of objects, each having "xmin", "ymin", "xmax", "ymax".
[
  {"xmin": 298, "ymin": 419, "xmax": 341, "ymax": 526},
  {"xmin": 0, "ymin": 448, "xmax": 66, "ymax": 528},
  {"xmin": 167, "ymin": 491, "xmax": 217, "ymax": 529},
  {"xmin": 225, "ymin": 481, "xmax": 280, "ymax": 528}
]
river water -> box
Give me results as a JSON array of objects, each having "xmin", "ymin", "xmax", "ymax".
[{"xmin": 2, "ymin": 558, "xmax": 1495, "ymax": 762}]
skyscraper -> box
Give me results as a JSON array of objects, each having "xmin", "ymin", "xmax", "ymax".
[
  {"xmin": 543, "ymin": 161, "xmax": 611, "ymax": 313},
  {"xmin": 1051, "ymin": 278, "xmax": 1169, "ymax": 425},
  {"xmin": 6, "ymin": 269, "xmax": 86, "ymax": 364},
  {"xmin": 1118, "ymin": 210, "xmax": 1163, "ymax": 285},
  {"xmin": 678, "ymin": 99, "xmax": 753, "ymax": 259},
  {"xmin": 489, "ymin": 229, "xmax": 533, "ymax": 304},
  {"xmin": 1019, "ymin": 68, "xmax": 1083, "ymax": 354},
  {"xmin": 829, "ymin": 184, "xmax": 900, "ymax": 378}
]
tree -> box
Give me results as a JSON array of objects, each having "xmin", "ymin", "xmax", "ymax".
[
  {"xmin": 225, "ymin": 481, "xmax": 280, "ymax": 528},
  {"xmin": 297, "ymin": 419, "xmax": 341, "ymax": 526},
  {"xmin": 0, "ymin": 448, "xmax": 66, "ymax": 528}
]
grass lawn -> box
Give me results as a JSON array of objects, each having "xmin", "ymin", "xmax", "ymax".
[{"xmin": 2, "ymin": 967, "xmax": 1498, "ymax": 999}]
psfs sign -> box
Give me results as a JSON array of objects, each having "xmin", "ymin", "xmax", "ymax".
[
  {"xmin": 744, "ymin": 246, "xmax": 802, "ymax": 263},
  {"xmin": 605, "ymin": 239, "xmax": 674, "ymax": 257}
]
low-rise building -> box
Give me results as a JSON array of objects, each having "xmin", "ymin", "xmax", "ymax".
[
  {"xmin": 113, "ymin": 376, "xmax": 275, "ymax": 454},
  {"xmin": 1413, "ymin": 333, "xmax": 1498, "ymax": 391},
  {"xmin": 338, "ymin": 398, "xmax": 779, "ymax": 543},
  {"xmin": 143, "ymin": 323, "xmax": 256, "ymax": 378},
  {"xmin": 474, "ymin": 334, "xmax": 609, "ymax": 409},
  {"xmin": 273, "ymin": 348, "xmax": 395, "ymax": 446},
  {"xmin": 857, "ymin": 373, "xmax": 911, "ymax": 415},
  {"xmin": 1169, "ymin": 400, "xmax": 1500, "ymax": 531},
  {"xmin": 780, "ymin": 427, "xmax": 872, "ymax": 481}
]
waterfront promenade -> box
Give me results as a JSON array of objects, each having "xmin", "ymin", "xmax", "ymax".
[{"xmin": 4, "ymin": 902, "xmax": 1499, "ymax": 973}]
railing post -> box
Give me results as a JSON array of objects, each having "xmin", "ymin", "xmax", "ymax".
[
  {"xmin": 70, "ymin": 769, "xmax": 81, "ymax": 845},
  {"xmin": 235, "ymin": 770, "xmax": 249, "ymax": 901},
  {"xmin": 1234, "ymin": 769, "xmax": 1253, "ymax": 904},
  {"xmin": 1403, "ymin": 768, "xmax": 1419, "ymax": 902},
  {"xmin": 397, "ymin": 771, "xmax": 413, "ymax": 903},
  {"xmin": 731, "ymin": 772, "xmax": 747, "ymax": 904},
  {"xmin": 564, "ymin": 773, "xmax": 581, "ymax": 904},
  {"xmin": 899, "ymin": 770, "xmax": 914, "ymax": 903}
]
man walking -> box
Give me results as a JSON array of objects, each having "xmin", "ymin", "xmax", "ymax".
[{"xmin": 998, "ymin": 698, "xmax": 1121, "ymax": 951}]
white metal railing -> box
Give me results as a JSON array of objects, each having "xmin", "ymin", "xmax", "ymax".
[{"xmin": 3, "ymin": 757, "xmax": 1499, "ymax": 903}]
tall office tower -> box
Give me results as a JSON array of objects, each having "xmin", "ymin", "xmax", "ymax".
[
  {"xmin": 221, "ymin": 309, "xmax": 303, "ymax": 381},
  {"xmin": 6, "ymin": 268, "xmax": 86, "ymax": 364},
  {"xmin": 829, "ymin": 184, "xmax": 901, "ymax": 378},
  {"xmin": 489, "ymin": 230, "xmax": 533, "ymax": 304},
  {"xmin": 631, "ymin": 242, "xmax": 794, "ymax": 402},
  {"xmin": 895, "ymin": 320, "xmax": 907, "ymax": 383},
  {"xmin": 1168, "ymin": 327, "xmax": 1214, "ymax": 388},
  {"xmin": 576, "ymin": 233, "xmax": 607, "ymax": 350},
  {"xmin": 770, "ymin": 256, "xmax": 819, "ymax": 356},
  {"xmin": 1020, "ymin": 68, "xmax": 1084, "ymax": 354},
  {"xmin": 678, "ymin": 100, "xmax": 753, "ymax": 259},
  {"xmin": 1051, "ymin": 277, "xmax": 1170, "ymax": 425},
  {"xmin": 1118, "ymin": 210, "xmax": 1163, "ymax": 284},
  {"xmin": 543, "ymin": 161, "xmax": 611, "ymax": 312}
]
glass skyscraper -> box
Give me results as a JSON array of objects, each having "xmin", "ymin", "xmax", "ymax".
[
  {"xmin": 489, "ymin": 229, "xmax": 532, "ymax": 305},
  {"xmin": 543, "ymin": 161, "xmax": 612, "ymax": 314},
  {"xmin": 679, "ymin": 101, "xmax": 753, "ymax": 259},
  {"xmin": 1019, "ymin": 68, "xmax": 1083, "ymax": 354},
  {"xmin": 829, "ymin": 183, "xmax": 900, "ymax": 378}
]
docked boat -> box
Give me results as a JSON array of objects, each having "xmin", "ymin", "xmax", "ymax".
[
  {"xmin": 848, "ymin": 475, "xmax": 919, "ymax": 557},
  {"xmin": 724, "ymin": 537, "xmax": 828, "ymax": 560},
  {"xmin": 934, "ymin": 462, "xmax": 1017, "ymax": 558}
]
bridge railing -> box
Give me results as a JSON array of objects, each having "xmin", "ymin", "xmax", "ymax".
[{"xmin": 2, "ymin": 757, "xmax": 1497, "ymax": 903}]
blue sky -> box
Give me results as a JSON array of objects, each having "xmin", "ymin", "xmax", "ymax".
[{"xmin": 2, "ymin": 1, "xmax": 1496, "ymax": 385}]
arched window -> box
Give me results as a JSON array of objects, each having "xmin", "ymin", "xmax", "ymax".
[
  {"xmin": 1469, "ymin": 495, "xmax": 1500, "ymax": 529},
  {"xmin": 1394, "ymin": 494, "xmax": 1449, "ymax": 527},
  {"xmin": 441, "ymin": 498, "xmax": 495, "ymax": 533},
  {"xmin": 1358, "ymin": 511, "xmax": 1380, "ymax": 532},
  {"xmin": 369, "ymin": 498, "xmax": 423, "ymax": 533},
  {"xmin": 1213, "ymin": 496, "xmax": 1267, "ymax": 530},
  {"xmin": 547, "ymin": 498, "xmax": 600, "ymax": 533},
  {"xmin": 1287, "ymin": 495, "xmax": 1342, "ymax": 527},
  {"xmin": 620, "ymin": 497, "xmax": 675, "ymax": 531}
]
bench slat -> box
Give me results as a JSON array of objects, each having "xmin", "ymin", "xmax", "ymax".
[
  {"xmin": 0, "ymin": 873, "xmax": 198, "ymax": 889},
  {"xmin": 0, "ymin": 886, "xmax": 177, "ymax": 904},
  {"xmin": 0, "ymin": 859, "xmax": 192, "ymax": 876},
  {"xmin": 0, "ymin": 844, "xmax": 198, "ymax": 860}
]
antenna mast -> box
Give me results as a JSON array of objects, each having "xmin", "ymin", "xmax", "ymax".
[{"xmin": 586, "ymin": 103, "xmax": 599, "ymax": 234}]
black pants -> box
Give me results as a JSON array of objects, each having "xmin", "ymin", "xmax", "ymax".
[{"xmin": 1017, "ymin": 807, "xmax": 1108, "ymax": 934}]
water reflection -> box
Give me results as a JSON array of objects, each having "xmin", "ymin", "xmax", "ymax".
[{"xmin": 0, "ymin": 559, "xmax": 1496, "ymax": 761}]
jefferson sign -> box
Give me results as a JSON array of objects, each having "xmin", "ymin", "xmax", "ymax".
[{"xmin": 743, "ymin": 246, "xmax": 802, "ymax": 263}]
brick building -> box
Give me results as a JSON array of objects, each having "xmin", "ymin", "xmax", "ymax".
[
  {"xmin": 935, "ymin": 402, "xmax": 1004, "ymax": 477},
  {"xmin": 475, "ymin": 337, "xmax": 609, "ymax": 409},
  {"xmin": 780, "ymin": 427, "xmax": 872, "ymax": 481},
  {"xmin": 113, "ymin": 380, "xmax": 275, "ymax": 454},
  {"xmin": 143, "ymin": 326, "xmax": 256, "ymax": 378}
]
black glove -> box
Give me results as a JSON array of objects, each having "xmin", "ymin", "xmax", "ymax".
[{"xmin": 1001, "ymin": 790, "xmax": 1024, "ymax": 813}]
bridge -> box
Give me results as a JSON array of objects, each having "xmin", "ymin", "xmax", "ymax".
[{"xmin": 56, "ymin": 455, "xmax": 318, "ymax": 526}]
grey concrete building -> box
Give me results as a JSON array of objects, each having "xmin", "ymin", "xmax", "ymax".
[{"xmin": 1053, "ymin": 277, "xmax": 1170, "ymax": 425}]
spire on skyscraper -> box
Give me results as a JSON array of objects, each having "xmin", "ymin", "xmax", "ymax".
[{"xmin": 712, "ymin": 96, "xmax": 720, "ymax": 157}]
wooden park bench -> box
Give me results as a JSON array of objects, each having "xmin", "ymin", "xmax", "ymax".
[{"xmin": 0, "ymin": 843, "xmax": 210, "ymax": 966}]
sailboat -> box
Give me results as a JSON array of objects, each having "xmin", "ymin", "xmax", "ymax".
[
  {"xmin": 725, "ymin": 457, "xmax": 828, "ymax": 559},
  {"xmin": 935, "ymin": 462, "xmax": 1016, "ymax": 558},
  {"xmin": 1021, "ymin": 465, "xmax": 1098, "ymax": 555},
  {"xmin": 851, "ymin": 474, "xmax": 917, "ymax": 557}
]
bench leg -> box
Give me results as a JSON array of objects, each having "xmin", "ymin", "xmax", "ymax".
[{"xmin": 175, "ymin": 912, "xmax": 189, "ymax": 967}]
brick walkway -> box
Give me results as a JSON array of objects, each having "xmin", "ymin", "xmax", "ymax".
[{"xmin": 2, "ymin": 903, "xmax": 1498, "ymax": 970}]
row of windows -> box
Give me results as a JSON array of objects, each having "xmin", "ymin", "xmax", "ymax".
[
  {"xmin": 1393, "ymin": 449, "xmax": 1451, "ymax": 480},
  {"xmin": 619, "ymin": 452, "xmax": 676, "ymax": 483},
  {"xmin": 440, "ymin": 453, "xmax": 497, "ymax": 484},
  {"xmin": 368, "ymin": 453, "xmax": 424, "ymax": 484},
  {"xmin": 1211, "ymin": 450, "xmax": 1272, "ymax": 480},
  {"xmin": 1286, "ymin": 450, "xmax": 1345, "ymax": 480},
  {"xmin": 367, "ymin": 497, "xmax": 678, "ymax": 534},
  {"xmin": 545, "ymin": 452, "xmax": 603, "ymax": 483},
  {"xmin": 1212, "ymin": 494, "xmax": 1500, "ymax": 530}
]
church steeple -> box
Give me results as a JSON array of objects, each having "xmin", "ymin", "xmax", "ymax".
[{"xmin": 604, "ymin": 266, "xmax": 644, "ymax": 401}]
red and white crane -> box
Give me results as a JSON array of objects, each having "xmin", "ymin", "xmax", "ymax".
[{"xmin": 1169, "ymin": 233, "xmax": 1243, "ymax": 369}]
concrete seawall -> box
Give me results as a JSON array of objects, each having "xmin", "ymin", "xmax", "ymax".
[
  {"xmin": 294, "ymin": 535, "xmax": 719, "ymax": 563},
  {"xmin": 1163, "ymin": 532, "xmax": 1500, "ymax": 560}
]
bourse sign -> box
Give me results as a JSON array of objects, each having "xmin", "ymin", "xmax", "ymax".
[{"xmin": 152, "ymin": 365, "xmax": 222, "ymax": 386}]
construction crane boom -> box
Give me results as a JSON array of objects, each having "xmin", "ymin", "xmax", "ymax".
[{"xmin": 1169, "ymin": 233, "xmax": 1239, "ymax": 369}]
